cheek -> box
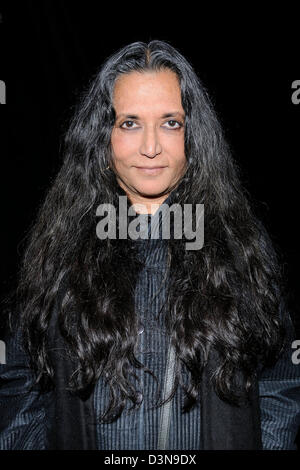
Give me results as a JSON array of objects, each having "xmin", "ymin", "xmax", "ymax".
[
  {"xmin": 166, "ymin": 138, "xmax": 186, "ymax": 168},
  {"xmin": 111, "ymin": 132, "xmax": 137, "ymax": 162}
]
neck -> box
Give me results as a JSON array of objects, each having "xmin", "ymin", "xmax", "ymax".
[
  {"xmin": 130, "ymin": 193, "xmax": 169, "ymax": 214},
  {"xmin": 117, "ymin": 183, "xmax": 170, "ymax": 214}
]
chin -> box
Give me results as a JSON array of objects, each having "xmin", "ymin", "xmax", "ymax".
[{"xmin": 135, "ymin": 184, "xmax": 169, "ymax": 198}]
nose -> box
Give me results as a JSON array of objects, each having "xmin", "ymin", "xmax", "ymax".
[{"xmin": 139, "ymin": 126, "xmax": 162, "ymax": 158}]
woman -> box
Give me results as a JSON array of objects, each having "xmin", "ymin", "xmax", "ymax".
[{"xmin": 0, "ymin": 40, "xmax": 299, "ymax": 450}]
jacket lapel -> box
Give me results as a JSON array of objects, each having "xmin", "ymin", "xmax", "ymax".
[{"xmin": 200, "ymin": 346, "xmax": 262, "ymax": 449}]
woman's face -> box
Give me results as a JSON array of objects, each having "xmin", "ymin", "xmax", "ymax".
[{"xmin": 110, "ymin": 69, "xmax": 186, "ymax": 204}]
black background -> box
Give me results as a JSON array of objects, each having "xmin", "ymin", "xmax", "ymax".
[{"xmin": 0, "ymin": 0, "xmax": 299, "ymax": 451}]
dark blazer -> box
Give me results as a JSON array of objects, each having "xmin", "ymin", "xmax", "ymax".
[{"xmin": 1, "ymin": 295, "xmax": 300, "ymax": 450}]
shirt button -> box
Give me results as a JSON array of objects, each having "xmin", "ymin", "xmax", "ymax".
[
  {"xmin": 136, "ymin": 392, "xmax": 143, "ymax": 404},
  {"xmin": 138, "ymin": 326, "xmax": 144, "ymax": 334}
]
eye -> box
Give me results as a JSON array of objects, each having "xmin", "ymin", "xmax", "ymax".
[
  {"xmin": 163, "ymin": 120, "xmax": 182, "ymax": 129},
  {"xmin": 120, "ymin": 120, "xmax": 138, "ymax": 129}
]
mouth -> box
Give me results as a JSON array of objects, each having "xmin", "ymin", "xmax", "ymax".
[{"xmin": 135, "ymin": 166, "xmax": 167, "ymax": 175}]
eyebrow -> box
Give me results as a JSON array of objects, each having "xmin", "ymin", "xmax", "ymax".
[{"xmin": 116, "ymin": 112, "xmax": 185, "ymax": 120}]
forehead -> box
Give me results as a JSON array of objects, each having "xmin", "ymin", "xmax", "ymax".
[{"xmin": 112, "ymin": 69, "xmax": 183, "ymax": 113}]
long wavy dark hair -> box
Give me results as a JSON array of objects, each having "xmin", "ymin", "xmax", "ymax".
[{"xmin": 6, "ymin": 40, "xmax": 289, "ymax": 422}]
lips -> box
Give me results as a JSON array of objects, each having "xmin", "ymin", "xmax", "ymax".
[
  {"xmin": 135, "ymin": 166, "xmax": 166, "ymax": 170},
  {"xmin": 135, "ymin": 166, "xmax": 166, "ymax": 175}
]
